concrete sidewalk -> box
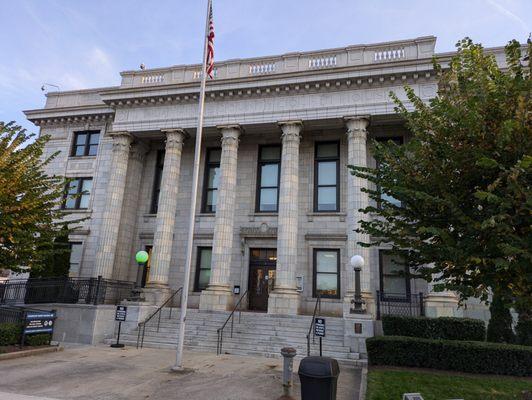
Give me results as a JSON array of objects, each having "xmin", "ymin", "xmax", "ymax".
[{"xmin": 0, "ymin": 345, "xmax": 361, "ymax": 400}]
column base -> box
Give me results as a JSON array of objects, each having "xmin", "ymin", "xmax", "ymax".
[
  {"xmin": 199, "ymin": 285, "xmax": 233, "ymax": 311},
  {"xmin": 343, "ymin": 292, "xmax": 375, "ymax": 318},
  {"xmin": 142, "ymin": 286, "xmax": 172, "ymax": 306},
  {"xmin": 267, "ymin": 289, "xmax": 300, "ymax": 315},
  {"xmin": 424, "ymin": 291, "xmax": 462, "ymax": 318}
]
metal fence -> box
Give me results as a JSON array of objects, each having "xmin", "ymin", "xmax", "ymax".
[
  {"xmin": 376, "ymin": 291, "xmax": 425, "ymax": 320},
  {"xmin": 0, "ymin": 277, "xmax": 134, "ymax": 306}
]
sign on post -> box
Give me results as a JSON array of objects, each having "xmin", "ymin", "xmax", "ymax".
[
  {"xmin": 115, "ymin": 305, "xmax": 127, "ymax": 321},
  {"xmin": 24, "ymin": 311, "xmax": 56, "ymax": 335},
  {"xmin": 314, "ymin": 317, "xmax": 325, "ymax": 337},
  {"xmin": 111, "ymin": 306, "xmax": 127, "ymax": 348}
]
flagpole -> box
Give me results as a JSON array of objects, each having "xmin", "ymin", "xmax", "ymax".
[{"xmin": 173, "ymin": 0, "xmax": 212, "ymax": 371}]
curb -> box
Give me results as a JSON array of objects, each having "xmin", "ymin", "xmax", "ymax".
[
  {"xmin": 0, "ymin": 346, "xmax": 63, "ymax": 361},
  {"xmin": 358, "ymin": 366, "xmax": 368, "ymax": 400}
]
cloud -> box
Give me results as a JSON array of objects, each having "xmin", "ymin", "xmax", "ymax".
[{"xmin": 485, "ymin": 0, "xmax": 530, "ymax": 33}]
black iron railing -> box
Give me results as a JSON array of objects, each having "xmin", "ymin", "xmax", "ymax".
[
  {"xmin": 217, "ymin": 290, "xmax": 249, "ymax": 355},
  {"xmin": 136, "ymin": 287, "xmax": 183, "ymax": 349},
  {"xmin": 306, "ymin": 293, "xmax": 321, "ymax": 356},
  {"xmin": 376, "ymin": 290, "xmax": 424, "ymax": 320},
  {"xmin": 0, "ymin": 276, "xmax": 134, "ymax": 306}
]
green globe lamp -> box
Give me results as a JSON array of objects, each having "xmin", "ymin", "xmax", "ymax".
[{"xmin": 136, "ymin": 250, "xmax": 149, "ymax": 265}]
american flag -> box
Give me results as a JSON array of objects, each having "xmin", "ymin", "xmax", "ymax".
[{"xmin": 206, "ymin": 2, "xmax": 215, "ymax": 79}]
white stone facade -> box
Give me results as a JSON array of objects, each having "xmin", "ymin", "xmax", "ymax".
[{"xmin": 25, "ymin": 36, "xmax": 506, "ymax": 320}]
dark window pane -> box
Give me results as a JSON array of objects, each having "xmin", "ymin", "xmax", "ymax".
[
  {"xmin": 67, "ymin": 180, "xmax": 79, "ymax": 194},
  {"xmin": 200, "ymin": 248, "xmax": 212, "ymax": 269},
  {"xmin": 317, "ymin": 142, "xmax": 338, "ymax": 158},
  {"xmin": 206, "ymin": 190, "xmax": 217, "ymax": 212},
  {"xmin": 89, "ymin": 133, "xmax": 100, "ymax": 145},
  {"xmin": 75, "ymin": 145, "xmax": 85, "ymax": 156},
  {"xmin": 259, "ymin": 188, "xmax": 278, "ymax": 211},
  {"xmin": 76, "ymin": 134, "xmax": 87, "ymax": 146},
  {"xmin": 198, "ymin": 270, "xmax": 211, "ymax": 290},
  {"xmin": 318, "ymin": 161, "xmax": 337, "ymax": 185},
  {"xmin": 208, "ymin": 167, "xmax": 220, "ymax": 189},
  {"xmin": 316, "ymin": 274, "xmax": 338, "ymax": 296},
  {"xmin": 317, "ymin": 187, "xmax": 337, "ymax": 211},
  {"xmin": 260, "ymin": 164, "xmax": 278, "ymax": 187},
  {"xmin": 64, "ymin": 196, "xmax": 76, "ymax": 209},
  {"xmin": 208, "ymin": 149, "xmax": 221, "ymax": 163},
  {"xmin": 88, "ymin": 144, "xmax": 98, "ymax": 156},
  {"xmin": 316, "ymin": 251, "xmax": 338, "ymax": 273},
  {"xmin": 260, "ymin": 146, "xmax": 281, "ymax": 160}
]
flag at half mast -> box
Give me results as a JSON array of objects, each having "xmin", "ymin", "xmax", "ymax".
[{"xmin": 206, "ymin": 2, "xmax": 215, "ymax": 78}]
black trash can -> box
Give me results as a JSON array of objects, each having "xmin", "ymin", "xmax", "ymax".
[{"xmin": 298, "ymin": 356, "xmax": 340, "ymax": 400}]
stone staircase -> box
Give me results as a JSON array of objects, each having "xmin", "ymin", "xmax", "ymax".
[{"xmin": 115, "ymin": 308, "xmax": 364, "ymax": 364}]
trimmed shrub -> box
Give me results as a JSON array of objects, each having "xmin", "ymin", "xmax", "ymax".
[
  {"xmin": 367, "ymin": 336, "xmax": 532, "ymax": 377},
  {"xmin": 516, "ymin": 317, "xmax": 532, "ymax": 346},
  {"xmin": 0, "ymin": 323, "xmax": 22, "ymax": 346},
  {"xmin": 382, "ymin": 315, "xmax": 486, "ymax": 341},
  {"xmin": 487, "ymin": 295, "xmax": 515, "ymax": 343},
  {"xmin": 25, "ymin": 334, "xmax": 51, "ymax": 347}
]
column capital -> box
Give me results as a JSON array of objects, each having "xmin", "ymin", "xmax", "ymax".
[
  {"xmin": 162, "ymin": 129, "xmax": 187, "ymax": 148},
  {"xmin": 109, "ymin": 131, "xmax": 133, "ymax": 152},
  {"xmin": 218, "ymin": 125, "xmax": 241, "ymax": 145},
  {"xmin": 344, "ymin": 116, "xmax": 370, "ymax": 140},
  {"xmin": 278, "ymin": 120, "xmax": 303, "ymax": 142},
  {"xmin": 129, "ymin": 140, "xmax": 150, "ymax": 162}
]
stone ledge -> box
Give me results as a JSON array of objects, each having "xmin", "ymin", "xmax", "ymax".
[{"xmin": 0, "ymin": 345, "xmax": 63, "ymax": 361}]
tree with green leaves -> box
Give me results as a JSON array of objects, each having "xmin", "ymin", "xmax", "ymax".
[
  {"xmin": 0, "ymin": 121, "xmax": 81, "ymax": 276},
  {"xmin": 348, "ymin": 39, "xmax": 531, "ymax": 323}
]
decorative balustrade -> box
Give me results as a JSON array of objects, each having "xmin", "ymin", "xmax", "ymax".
[
  {"xmin": 308, "ymin": 55, "xmax": 337, "ymax": 69},
  {"xmin": 121, "ymin": 36, "xmax": 436, "ymax": 88},
  {"xmin": 193, "ymin": 68, "xmax": 218, "ymax": 79},
  {"xmin": 374, "ymin": 47, "xmax": 406, "ymax": 62},
  {"xmin": 249, "ymin": 62, "xmax": 276, "ymax": 75},
  {"xmin": 141, "ymin": 75, "xmax": 164, "ymax": 84}
]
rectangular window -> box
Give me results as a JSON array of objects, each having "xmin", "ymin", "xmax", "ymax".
[
  {"xmin": 256, "ymin": 145, "xmax": 281, "ymax": 212},
  {"xmin": 63, "ymin": 178, "xmax": 92, "ymax": 209},
  {"xmin": 313, "ymin": 249, "xmax": 340, "ymax": 299},
  {"xmin": 375, "ymin": 137, "xmax": 403, "ymax": 208},
  {"xmin": 194, "ymin": 247, "xmax": 212, "ymax": 291},
  {"xmin": 71, "ymin": 131, "xmax": 100, "ymax": 157},
  {"xmin": 69, "ymin": 242, "xmax": 83, "ymax": 276},
  {"xmin": 150, "ymin": 150, "xmax": 165, "ymax": 214},
  {"xmin": 379, "ymin": 250, "xmax": 410, "ymax": 297},
  {"xmin": 314, "ymin": 142, "xmax": 340, "ymax": 212},
  {"xmin": 202, "ymin": 148, "xmax": 221, "ymax": 213}
]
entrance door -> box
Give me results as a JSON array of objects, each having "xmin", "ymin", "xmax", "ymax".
[{"xmin": 248, "ymin": 248, "xmax": 276, "ymax": 311}]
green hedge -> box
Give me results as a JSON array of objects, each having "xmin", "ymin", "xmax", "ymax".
[
  {"xmin": 382, "ymin": 315, "xmax": 486, "ymax": 341},
  {"xmin": 367, "ymin": 336, "xmax": 532, "ymax": 377},
  {"xmin": 0, "ymin": 323, "xmax": 22, "ymax": 346},
  {"xmin": 25, "ymin": 334, "xmax": 51, "ymax": 346}
]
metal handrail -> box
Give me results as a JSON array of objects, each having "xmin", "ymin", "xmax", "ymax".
[
  {"xmin": 216, "ymin": 290, "xmax": 249, "ymax": 355},
  {"xmin": 136, "ymin": 287, "xmax": 183, "ymax": 349},
  {"xmin": 306, "ymin": 293, "xmax": 321, "ymax": 356}
]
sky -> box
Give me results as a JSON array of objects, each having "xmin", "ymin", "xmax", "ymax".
[{"xmin": 1, "ymin": 0, "xmax": 530, "ymax": 134}]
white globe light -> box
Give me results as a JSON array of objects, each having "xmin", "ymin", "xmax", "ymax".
[{"xmin": 350, "ymin": 255, "xmax": 364, "ymax": 269}]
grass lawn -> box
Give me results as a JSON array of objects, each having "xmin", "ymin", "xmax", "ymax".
[{"xmin": 366, "ymin": 367, "xmax": 532, "ymax": 400}]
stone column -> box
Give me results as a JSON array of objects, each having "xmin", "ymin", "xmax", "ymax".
[
  {"xmin": 344, "ymin": 117, "xmax": 372, "ymax": 315},
  {"xmin": 146, "ymin": 129, "xmax": 186, "ymax": 298},
  {"xmin": 268, "ymin": 121, "xmax": 302, "ymax": 315},
  {"xmin": 199, "ymin": 125, "xmax": 241, "ymax": 311},
  {"xmin": 94, "ymin": 131, "xmax": 133, "ymax": 279}
]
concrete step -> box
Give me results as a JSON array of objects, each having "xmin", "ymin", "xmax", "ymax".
[{"xmin": 112, "ymin": 308, "xmax": 361, "ymax": 364}]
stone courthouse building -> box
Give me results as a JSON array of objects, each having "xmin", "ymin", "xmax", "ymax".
[{"xmin": 25, "ymin": 36, "xmax": 499, "ymax": 327}]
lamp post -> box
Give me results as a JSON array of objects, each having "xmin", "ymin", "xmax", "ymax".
[
  {"xmin": 135, "ymin": 250, "xmax": 149, "ymax": 286},
  {"xmin": 350, "ymin": 255, "xmax": 365, "ymax": 314}
]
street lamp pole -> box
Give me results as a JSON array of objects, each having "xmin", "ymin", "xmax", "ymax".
[{"xmin": 350, "ymin": 255, "xmax": 365, "ymax": 314}]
